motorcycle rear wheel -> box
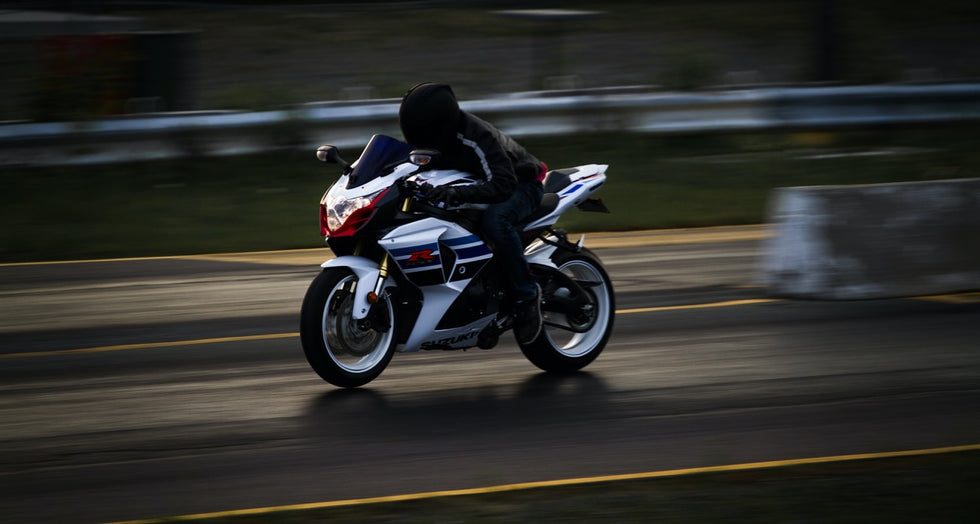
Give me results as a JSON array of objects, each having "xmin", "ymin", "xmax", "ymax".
[
  {"xmin": 300, "ymin": 268, "xmax": 396, "ymax": 388},
  {"xmin": 519, "ymin": 248, "xmax": 615, "ymax": 372}
]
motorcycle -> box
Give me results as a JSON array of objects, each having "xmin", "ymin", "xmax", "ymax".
[{"xmin": 300, "ymin": 134, "xmax": 615, "ymax": 387}]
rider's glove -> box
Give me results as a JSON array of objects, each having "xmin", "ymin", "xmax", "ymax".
[{"xmin": 424, "ymin": 185, "xmax": 462, "ymax": 207}]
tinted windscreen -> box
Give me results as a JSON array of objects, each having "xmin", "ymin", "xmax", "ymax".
[{"xmin": 346, "ymin": 134, "xmax": 413, "ymax": 188}]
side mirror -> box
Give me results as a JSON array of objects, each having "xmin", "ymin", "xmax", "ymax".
[
  {"xmin": 409, "ymin": 149, "xmax": 441, "ymax": 167},
  {"xmin": 316, "ymin": 145, "xmax": 350, "ymax": 170}
]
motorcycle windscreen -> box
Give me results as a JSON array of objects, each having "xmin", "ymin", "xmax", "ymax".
[{"xmin": 346, "ymin": 134, "xmax": 414, "ymax": 188}]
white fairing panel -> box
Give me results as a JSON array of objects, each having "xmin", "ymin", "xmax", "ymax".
[
  {"xmin": 333, "ymin": 162, "xmax": 417, "ymax": 199},
  {"xmin": 378, "ymin": 218, "xmax": 495, "ymax": 352},
  {"xmin": 524, "ymin": 164, "xmax": 608, "ymax": 230},
  {"xmin": 408, "ymin": 169, "xmax": 488, "ymax": 211}
]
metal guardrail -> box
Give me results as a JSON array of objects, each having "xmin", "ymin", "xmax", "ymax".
[{"xmin": 2, "ymin": 83, "xmax": 978, "ymax": 166}]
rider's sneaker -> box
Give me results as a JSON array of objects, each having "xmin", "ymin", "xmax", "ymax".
[{"xmin": 513, "ymin": 285, "xmax": 543, "ymax": 344}]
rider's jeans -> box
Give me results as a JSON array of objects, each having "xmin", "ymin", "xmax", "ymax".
[{"xmin": 481, "ymin": 180, "xmax": 545, "ymax": 303}]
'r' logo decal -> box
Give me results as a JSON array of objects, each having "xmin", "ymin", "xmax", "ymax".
[{"xmin": 407, "ymin": 249, "xmax": 436, "ymax": 263}]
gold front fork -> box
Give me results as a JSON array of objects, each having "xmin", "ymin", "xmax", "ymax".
[
  {"xmin": 359, "ymin": 197, "xmax": 408, "ymax": 304},
  {"xmin": 377, "ymin": 252, "xmax": 391, "ymax": 279}
]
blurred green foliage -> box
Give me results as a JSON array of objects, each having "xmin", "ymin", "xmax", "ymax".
[{"xmin": 1, "ymin": 126, "xmax": 977, "ymax": 262}]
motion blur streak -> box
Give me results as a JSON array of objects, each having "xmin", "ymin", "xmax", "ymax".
[
  {"xmin": 918, "ymin": 291, "xmax": 980, "ymax": 304},
  {"xmin": 617, "ymin": 298, "xmax": 779, "ymax": 314},
  {"xmin": 6, "ymin": 292, "xmax": 976, "ymax": 359},
  {"xmin": 108, "ymin": 443, "xmax": 980, "ymax": 524},
  {"xmin": 0, "ymin": 332, "xmax": 298, "ymax": 359},
  {"xmin": 2, "ymin": 298, "xmax": 780, "ymax": 359}
]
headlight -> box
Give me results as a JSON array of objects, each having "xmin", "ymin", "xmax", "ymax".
[{"xmin": 320, "ymin": 186, "xmax": 387, "ymax": 236}]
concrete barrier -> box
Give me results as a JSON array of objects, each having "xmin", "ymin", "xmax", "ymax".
[{"xmin": 760, "ymin": 178, "xmax": 980, "ymax": 299}]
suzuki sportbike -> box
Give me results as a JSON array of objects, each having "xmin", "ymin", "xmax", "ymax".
[{"xmin": 300, "ymin": 134, "xmax": 614, "ymax": 387}]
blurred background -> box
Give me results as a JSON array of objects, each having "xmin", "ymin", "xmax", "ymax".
[
  {"xmin": 2, "ymin": 6, "xmax": 979, "ymax": 521},
  {"xmin": 1, "ymin": 0, "xmax": 978, "ymax": 261},
  {"xmin": 2, "ymin": 0, "xmax": 979, "ymax": 118}
]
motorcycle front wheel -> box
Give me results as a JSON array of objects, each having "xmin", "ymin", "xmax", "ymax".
[
  {"xmin": 520, "ymin": 248, "xmax": 615, "ymax": 373},
  {"xmin": 300, "ymin": 268, "xmax": 396, "ymax": 388}
]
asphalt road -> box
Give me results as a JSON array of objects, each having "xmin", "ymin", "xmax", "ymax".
[{"xmin": 1, "ymin": 227, "xmax": 978, "ymax": 523}]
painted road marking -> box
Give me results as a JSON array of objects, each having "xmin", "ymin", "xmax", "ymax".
[
  {"xmin": 107, "ymin": 443, "xmax": 980, "ymax": 524},
  {"xmin": 0, "ymin": 333, "xmax": 298, "ymax": 359},
  {"xmin": 0, "ymin": 225, "xmax": 768, "ymax": 267},
  {"xmin": 618, "ymin": 298, "xmax": 779, "ymax": 314},
  {"xmin": 1, "ymin": 299, "xmax": 778, "ymax": 359},
  {"xmin": 4, "ymin": 292, "xmax": 976, "ymax": 359},
  {"xmin": 918, "ymin": 291, "xmax": 980, "ymax": 303}
]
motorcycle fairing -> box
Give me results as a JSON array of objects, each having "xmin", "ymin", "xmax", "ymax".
[
  {"xmin": 327, "ymin": 161, "xmax": 416, "ymax": 202},
  {"xmin": 417, "ymin": 315, "xmax": 495, "ymax": 351},
  {"xmin": 380, "ymin": 218, "xmax": 492, "ymax": 289},
  {"xmin": 345, "ymin": 134, "xmax": 414, "ymax": 188},
  {"xmin": 389, "ymin": 242, "xmax": 442, "ymax": 273},
  {"xmin": 524, "ymin": 164, "xmax": 608, "ymax": 231},
  {"xmin": 377, "ymin": 217, "xmax": 496, "ymax": 352},
  {"xmin": 442, "ymin": 234, "xmax": 493, "ymax": 282}
]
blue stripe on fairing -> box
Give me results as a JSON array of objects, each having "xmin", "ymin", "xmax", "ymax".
[
  {"xmin": 560, "ymin": 183, "xmax": 583, "ymax": 196},
  {"xmin": 455, "ymin": 244, "xmax": 492, "ymax": 260},
  {"xmin": 442, "ymin": 235, "xmax": 480, "ymax": 247},
  {"xmin": 401, "ymin": 262, "xmax": 441, "ymax": 272},
  {"xmin": 397, "ymin": 257, "xmax": 441, "ymax": 271}
]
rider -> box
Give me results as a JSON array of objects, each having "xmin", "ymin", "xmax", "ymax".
[{"xmin": 398, "ymin": 82, "xmax": 547, "ymax": 344}]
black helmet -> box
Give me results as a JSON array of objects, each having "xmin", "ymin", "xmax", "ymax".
[{"xmin": 399, "ymin": 83, "xmax": 461, "ymax": 149}]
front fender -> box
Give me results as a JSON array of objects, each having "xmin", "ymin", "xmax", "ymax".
[{"xmin": 321, "ymin": 255, "xmax": 381, "ymax": 320}]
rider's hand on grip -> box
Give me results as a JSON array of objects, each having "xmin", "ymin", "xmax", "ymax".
[{"xmin": 422, "ymin": 184, "xmax": 461, "ymax": 208}]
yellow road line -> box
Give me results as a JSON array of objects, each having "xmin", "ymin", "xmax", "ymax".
[
  {"xmin": 0, "ymin": 248, "xmax": 328, "ymax": 268},
  {"xmin": 6, "ymin": 291, "xmax": 977, "ymax": 359},
  {"xmin": 107, "ymin": 442, "xmax": 980, "ymax": 524},
  {"xmin": 2, "ymin": 298, "xmax": 777, "ymax": 359},
  {"xmin": 916, "ymin": 291, "xmax": 980, "ymax": 304},
  {"xmin": 0, "ymin": 333, "xmax": 299, "ymax": 359},
  {"xmin": 618, "ymin": 298, "xmax": 779, "ymax": 314}
]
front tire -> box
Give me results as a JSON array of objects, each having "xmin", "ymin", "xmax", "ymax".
[
  {"xmin": 300, "ymin": 268, "xmax": 396, "ymax": 388},
  {"xmin": 519, "ymin": 248, "xmax": 615, "ymax": 372}
]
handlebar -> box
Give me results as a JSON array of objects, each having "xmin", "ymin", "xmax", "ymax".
[
  {"xmin": 399, "ymin": 176, "xmax": 422, "ymax": 192},
  {"xmin": 398, "ymin": 177, "xmax": 456, "ymax": 210}
]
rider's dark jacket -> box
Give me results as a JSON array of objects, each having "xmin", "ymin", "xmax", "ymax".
[
  {"xmin": 399, "ymin": 82, "xmax": 544, "ymax": 205},
  {"xmin": 429, "ymin": 112, "xmax": 545, "ymax": 205}
]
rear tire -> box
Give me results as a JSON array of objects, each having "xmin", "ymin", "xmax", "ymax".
[
  {"xmin": 519, "ymin": 248, "xmax": 614, "ymax": 372},
  {"xmin": 300, "ymin": 268, "xmax": 396, "ymax": 388}
]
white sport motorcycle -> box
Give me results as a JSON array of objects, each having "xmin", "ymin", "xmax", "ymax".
[{"xmin": 300, "ymin": 134, "xmax": 615, "ymax": 387}]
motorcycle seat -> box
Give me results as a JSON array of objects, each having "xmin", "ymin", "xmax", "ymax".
[
  {"xmin": 443, "ymin": 170, "xmax": 572, "ymax": 229},
  {"xmin": 542, "ymin": 168, "xmax": 578, "ymax": 194},
  {"xmin": 519, "ymin": 169, "xmax": 581, "ymax": 227}
]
